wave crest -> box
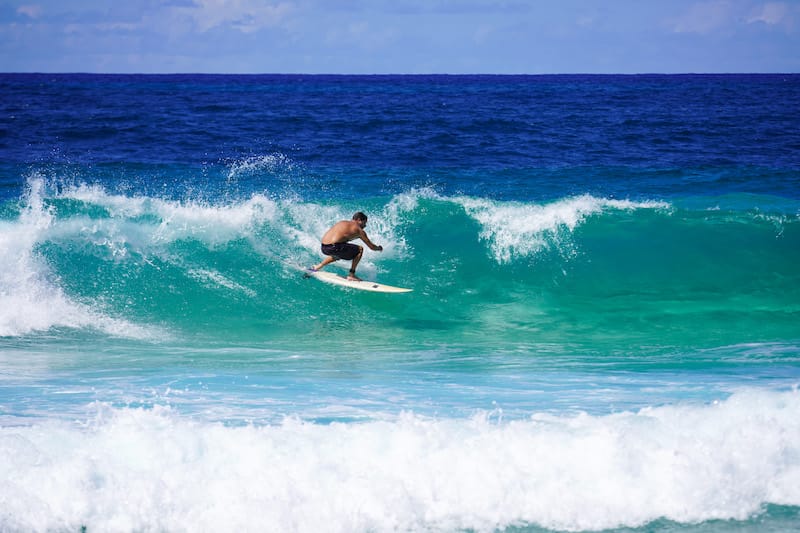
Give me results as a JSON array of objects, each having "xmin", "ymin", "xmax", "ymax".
[
  {"xmin": 456, "ymin": 194, "xmax": 670, "ymax": 263},
  {"xmin": 0, "ymin": 178, "xmax": 159, "ymax": 338}
]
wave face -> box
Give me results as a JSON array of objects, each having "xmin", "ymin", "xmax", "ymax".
[{"xmin": 3, "ymin": 177, "xmax": 798, "ymax": 351}]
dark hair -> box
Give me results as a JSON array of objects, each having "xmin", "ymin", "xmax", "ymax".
[{"xmin": 352, "ymin": 212, "xmax": 367, "ymax": 222}]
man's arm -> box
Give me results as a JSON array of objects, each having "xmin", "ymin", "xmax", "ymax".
[{"xmin": 358, "ymin": 229, "xmax": 383, "ymax": 251}]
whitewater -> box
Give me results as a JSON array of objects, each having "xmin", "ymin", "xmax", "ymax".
[{"xmin": 2, "ymin": 390, "xmax": 799, "ymax": 532}]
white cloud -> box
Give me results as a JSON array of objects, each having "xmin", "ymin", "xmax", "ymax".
[
  {"xmin": 324, "ymin": 19, "xmax": 398, "ymax": 50},
  {"xmin": 16, "ymin": 4, "xmax": 42, "ymax": 19},
  {"xmin": 672, "ymin": 0, "xmax": 734, "ymax": 34},
  {"xmin": 96, "ymin": 22, "xmax": 142, "ymax": 32},
  {"xmin": 473, "ymin": 24, "xmax": 495, "ymax": 44},
  {"xmin": 172, "ymin": 0, "xmax": 294, "ymax": 34},
  {"xmin": 747, "ymin": 2, "xmax": 789, "ymax": 25}
]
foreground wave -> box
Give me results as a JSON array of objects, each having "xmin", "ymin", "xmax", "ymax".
[{"xmin": 2, "ymin": 388, "xmax": 798, "ymax": 532}]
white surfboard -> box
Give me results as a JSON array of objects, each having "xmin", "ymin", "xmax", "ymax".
[{"xmin": 304, "ymin": 269, "xmax": 412, "ymax": 293}]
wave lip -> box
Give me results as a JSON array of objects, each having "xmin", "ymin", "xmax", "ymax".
[
  {"xmin": 1, "ymin": 388, "xmax": 798, "ymax": 532},
  {"xmin": 456, "ymin": 194, "xmax": 670, "ymax": 263},
  {"xmin": 60, "ymin": 181, "xmax": 280, "ymax": 245}
]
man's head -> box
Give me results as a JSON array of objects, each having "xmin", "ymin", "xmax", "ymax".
[{"xmin": 353, "ymin": 212, "xmax": 368, "ymax": 228}]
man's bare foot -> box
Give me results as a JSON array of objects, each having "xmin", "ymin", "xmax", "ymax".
[{"xmin": 347, "ymin": 270, "xmax": 362, "ymax": 281}]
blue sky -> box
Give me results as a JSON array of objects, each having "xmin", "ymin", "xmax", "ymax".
[{"xmin": 1, "ymin": 0, "xmax": 799, "ymax": 73}]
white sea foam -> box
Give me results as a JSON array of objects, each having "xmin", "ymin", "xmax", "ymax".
[
  {"xmin": 60, "ymin": 182, "xmax": 280, "ymax": 245},
  {"xmin": 456, "ymin": 194, "xmax": 670, "ymax": 263},
  {"xmin": 225, "ymin": 153, "xmax": 295, "ymax": 182},
  {"xmin": 187, "ymin": 268, "xmax": 257, "ymax": 297},
  {"xmin": 1, "ymin": 388, "xmax": 798, "ymax": 532},
  {"xmin": 0, "ymin": 178, "xmax": 152, "ymax": 338},
  {"xmin": 283, "ymin": 201, "xmax": 349, "ymax": 255}
]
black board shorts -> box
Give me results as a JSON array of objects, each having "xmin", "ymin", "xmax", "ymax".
[{"xmin": 321, "ymin": 242, "xmax": 360, "ymax": 260}]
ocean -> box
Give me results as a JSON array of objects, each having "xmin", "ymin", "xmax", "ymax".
[{"xmin": 1, "ymin": 73, "xmax": 799, "ymax": 532}]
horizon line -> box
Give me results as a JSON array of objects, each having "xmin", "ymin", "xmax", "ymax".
[{"xmin": 2, "ymin": 71, "xmax": 798, "ymax": 76}]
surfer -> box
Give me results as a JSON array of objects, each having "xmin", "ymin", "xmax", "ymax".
[{"xmin": 311, "ymin": 212, "xmax": 383, "ymax": 281}]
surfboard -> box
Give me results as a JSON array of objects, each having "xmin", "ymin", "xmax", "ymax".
[{"xmin": 304, "ymin": 269, "xmax": 412, "ymax": 293}]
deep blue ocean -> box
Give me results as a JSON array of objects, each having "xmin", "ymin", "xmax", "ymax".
[{"xmin": 1, "ymin": 73, "xmax": 799, "ymax": 532}]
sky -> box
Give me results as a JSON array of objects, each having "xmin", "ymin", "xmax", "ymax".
[{"xmin": 1, "ymin": 0, "xmax": 799, "ymax": 73}]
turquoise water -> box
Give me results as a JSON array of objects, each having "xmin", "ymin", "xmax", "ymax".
[{"xmin": 11, "ymin": 182, "xmax": 799, "ymax": 351}]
